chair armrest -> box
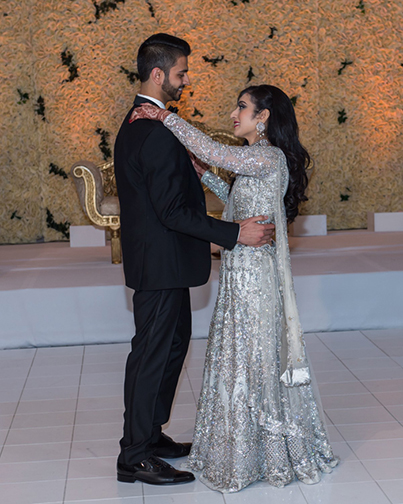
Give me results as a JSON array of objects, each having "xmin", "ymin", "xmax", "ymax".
[{"xmin": 70, "ymin": 160, "xmax": 120, "ymax": 229}]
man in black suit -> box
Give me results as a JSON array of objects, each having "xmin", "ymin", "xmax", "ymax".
[{"xmin": 114, "ymin": 33, "xmax": 274, "ymax": 486}]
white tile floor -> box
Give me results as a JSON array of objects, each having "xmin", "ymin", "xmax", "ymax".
[{"xmin": 0, "ymin": 329, "xmax": 403, "ymax": 504}]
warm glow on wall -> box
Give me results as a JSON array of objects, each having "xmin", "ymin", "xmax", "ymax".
[{"xmin": 0, "ymin": 0, "xmax": 402, "ymax": 242}]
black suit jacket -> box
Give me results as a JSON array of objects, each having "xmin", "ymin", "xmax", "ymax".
[{"xmin": 114, "ymin": 96, "xmax": 239, "ymax": 291}]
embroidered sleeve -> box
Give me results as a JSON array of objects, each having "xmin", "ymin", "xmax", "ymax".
[
  {"xmin": 201, "ymin": 171, "xmax": 230, "ymax": 203},
  {"xmin": 164, "ymin": 114, "xmax": 284, "ymax": 178}
]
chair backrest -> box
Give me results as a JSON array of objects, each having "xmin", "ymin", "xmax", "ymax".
[
  {"xmin": 97, "ymin": 160, "xmax": 118, "ymax": 197},
  {"xmin": 70, "ymin": 160, "xmax": 104, "ymax": 216}
]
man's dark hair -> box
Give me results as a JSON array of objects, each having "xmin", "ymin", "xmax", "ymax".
[{"xmin": 137, "ymin": 33, "xmax": 191, "ymax": 83}]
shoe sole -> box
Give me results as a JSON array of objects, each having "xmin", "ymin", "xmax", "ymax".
[{"xmin": 117, "ymin": 473, "xmax": 195, "ymax": 485}]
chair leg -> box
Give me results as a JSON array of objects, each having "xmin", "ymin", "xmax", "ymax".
[{"xmin": 110, "ymin": 228, "xmax": 122, "ymax": 264}]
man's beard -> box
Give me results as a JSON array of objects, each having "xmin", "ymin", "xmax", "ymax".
[{"xmin": 162, "ymin": 77, "xmax": 182, "ymax": 102}]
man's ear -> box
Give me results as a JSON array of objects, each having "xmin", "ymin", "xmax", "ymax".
[{"xmin": 150, "ymin": 67, "xmax": 165, "ymax": 86}]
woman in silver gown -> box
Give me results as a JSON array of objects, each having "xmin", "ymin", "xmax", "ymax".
[{"xmin": 130, "ymin": 85, "xmax": 338, "ymax": 492}]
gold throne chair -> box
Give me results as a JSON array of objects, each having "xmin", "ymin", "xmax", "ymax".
[
  {"xmin": 70, "ymin": 123, "xmax": 242, "ymax": 264},
  {"xmin": 70, "ymin": 160, "xmax": 121, "ymax": 264}
]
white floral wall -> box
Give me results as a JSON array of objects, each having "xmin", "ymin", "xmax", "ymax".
[{"xmin": 0, "ymin": 0, "xmax": 402, "ymax": 243}]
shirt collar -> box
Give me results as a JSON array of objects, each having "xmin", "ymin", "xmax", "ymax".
[{"xmin": 137, "ymin": 94, "xmax": 166, "ymax": 109}]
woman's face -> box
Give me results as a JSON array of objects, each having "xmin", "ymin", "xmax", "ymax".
[{"xmin": 230, "ymin": 93, "xmax": 265, "ymax": 145}]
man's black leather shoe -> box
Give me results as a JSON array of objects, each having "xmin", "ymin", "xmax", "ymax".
[
  {"xmin": 117, "ymin": 456, "xmax": 195, "ymax": 485},
  {"xmin": 152, "ymin": 432, "xmax": 192, "ymax": 459}
]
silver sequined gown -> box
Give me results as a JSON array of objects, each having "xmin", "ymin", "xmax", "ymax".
[{"xmin": 164, "ymin": 114, "xmax": 339, "ymax": 492}]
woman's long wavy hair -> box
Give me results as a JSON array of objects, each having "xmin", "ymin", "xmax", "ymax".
[{"xmin": 239, "ymin": 85, "xmax": 310, "ymax": 223}]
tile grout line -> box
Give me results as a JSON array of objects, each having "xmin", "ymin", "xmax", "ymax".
[
  {"xmin": 0, "ymin": 348, "xmax": 38, "ymax": 460},
  {"xmin": 61, "ymin": 346, "xmax": 85, "ymax": 504},
  {"xmin": 358, "ymin": 330, "xmax": 396, "ymax": 359},
  {"xmin": 294, "ymin": 483, "xmax": 311, "ymax": 504},
  {"xmin": 314, "ymin": 332, "xmax": 400, "ymax": 502},
  {"xmin": 360, "ymin": 330, "xmax": 403, "ymax": 375},
  {"xmin": 220, "ymin": 490, "xmax": 230, "ymax": 504},
  {"xmin": 358, "ymin": 330, "xmax": 403, "ymax": 428},
  {"xmin": 315, "ymin": 332, "xmax": 403, "ymax": 424},
  {"xmin": 371, "ymin": 479, "xmax": 395, "ymax": 504},
  {"xmin": 310, "ymin": 334, "xmax": 383, "ymax": 481},
  {"xmin": 1, "ymin": 336, "xmax": 402, "ymax": 502}
]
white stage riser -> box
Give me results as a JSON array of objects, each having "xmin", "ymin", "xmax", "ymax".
[
  {"xmin": 293, "ymin": 272, "xmax": 403, "ymax": 332},
  {"xmin": 1, "ymin": 271, "xmax": 402, "ymax": 349}
]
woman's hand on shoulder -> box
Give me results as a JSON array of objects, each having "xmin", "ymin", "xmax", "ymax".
[{"xmin": 129, "ymin": 104, "xmax": 171, "ymax": 123}]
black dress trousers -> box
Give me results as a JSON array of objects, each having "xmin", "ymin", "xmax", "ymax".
[{"xmin": 118, "ymin": 288, "xmax": 191, "ymax": 465}]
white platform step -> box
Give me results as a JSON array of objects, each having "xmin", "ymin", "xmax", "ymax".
[
  {"xmin": 289, "ymin": 215, "xmax": 327, "ymax": 236},
  {"xmin": 1, "ymin": 230, "xmax": 402, "ymax": 349},
  {"xmin": 367, "ymin": 212, "xmax": 403, "ymax": 232},
  {"xmin": 69, "ymin": 225, "xmax": 106, "ymax": 247}
]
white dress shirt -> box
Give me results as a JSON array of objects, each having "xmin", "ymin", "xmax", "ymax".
[{"xmin": 137, "ymin": 94, "xmax": 166, "ymax": 109}]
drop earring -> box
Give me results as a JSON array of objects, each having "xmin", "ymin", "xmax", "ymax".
[{"xmin": 256, "ymin": 121, "xmax": 265, "ymax": 138}]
